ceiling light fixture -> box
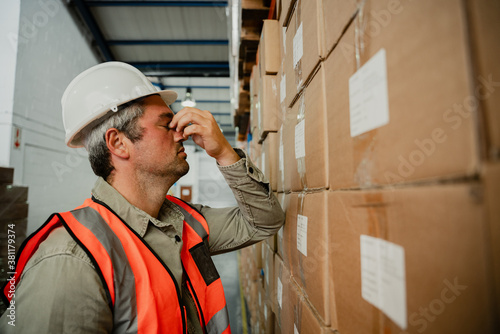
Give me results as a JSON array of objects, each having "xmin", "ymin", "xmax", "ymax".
[{"xmin": 181, "ymin": 87, "xmax": 196, "ymax": 107}]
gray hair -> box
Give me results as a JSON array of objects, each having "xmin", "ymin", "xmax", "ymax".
[{"xmin": 83, "ymin": 100, "xmax": 146, "ymax": 180}]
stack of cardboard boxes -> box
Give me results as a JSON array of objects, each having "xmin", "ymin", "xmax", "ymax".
[{"xmin": 243, "ymin": 0, "xmax": 500, "ymax": 333}]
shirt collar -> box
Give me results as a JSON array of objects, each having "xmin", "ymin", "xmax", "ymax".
[{"xmin": 91, "ymin": 177, "xmax": 185, "ymax": 237}]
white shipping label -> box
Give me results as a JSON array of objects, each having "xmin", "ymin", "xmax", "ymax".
[
  {"xmin": 277, "ymin": 278, "xmax": 283, "ymax": 308},
  {"xmin": 360, "ymin": 235, "xmax": 407, "ymax": 330},
  {"xmin": 294, "ymin": 120, "xmax": 306, "ymax": 159},
  {"xmin": 293, "ymin": 23, "xmax": 304, "ymax": 68},
  {"xmin": 349, "ymin": 48, "xmax": 390, "ymax": 137},
  {"xmin": 280, "ymin": 75, "xmax": 286, "ymax": 103},
  {"xmin": 297, "ymin": 214, "xmax": 308, "ymax": 256}
]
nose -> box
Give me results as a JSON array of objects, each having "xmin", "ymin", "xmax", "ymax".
[{"xmin": 174, "ymin": 129, "xmax": 186, "ymax": 143}]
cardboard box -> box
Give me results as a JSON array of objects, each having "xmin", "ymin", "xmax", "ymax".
[
  {"xmin": 277, "ymin": 0, "xmax": 297, "ymax": 26},
  {"xmin": 259, "ymin": 20, "xmax": 280, "ymax": 75},
  {"xmin": 249, "ymin": 138, "xmax": 262, "ymax": 170},
  {"xmin": 322, "ymin": 0, "xmax": 358, "ymax": 55},
  {"xmin": 262, "ymin": 132, "xmax": 279, "ymax": 191},
  {"xmin": 250, "ymin": 64, "xmax": 261, "ymax": 134},
  {"xmin": 0, "ymin": 185, "xmax": 28, "ymax": 204},
  {"xmin": 273, "ymin": 254, "xmax": 292, "ymax": 318},
  {"xmin": 275, "ymin": 193, "xmax": 289, "ymax": 259},
  {"xmin": 285, "ymin": 191, "xmax": 333, "ymax": 326},
  {"xmin": 257, "ymin": 75, "xmax": 280, "ymax": 140},
  {"xmin": 328, "ymin": 183, "xmax": 497, "ymax": 334},
  {"xmin": 260, "ymin": 299, "xmax": 275, "ymax": 334},
  {"xmin": 277, "ymin": 193, "xmax": 293, "ymax": 269},
  {"xmin": 285, "ymin": 0, "xmax": 325, "ymax": 108},
  {"xmin": 281, "ymin": 276, "xmax": 331, "ymax": 334},
  {"xmin": 250, "ymin": 64, "xmax": 259, "ymax": 98},
  {"xmin": 325, "ymin": 0, "xmax": 485, "ymax": 190},
  {"xmin": 262, "ymin": 243, "xmax": 275, "ymax": 302},
  {"xmin": 483, "ymin": 163, "xmax": 500, "ymax": 319},
  {"xmin": 0, "ymin": 168, "xmax": 14, "ymax": 185},
  {"xmin": 283, "ymin": 67, "xmax": 328, "ymax": 192},
  {"xmin": 466, "ymin": 0, "xmax": 500, "ymax": 156},
  {"xmin": 276, "ymin": 115, "xmax": 295, "ymax": 193}
]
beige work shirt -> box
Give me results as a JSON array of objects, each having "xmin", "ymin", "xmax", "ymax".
[{"xmin": 0, "ymin": 150, "xmax": 284, "ymax": 333}]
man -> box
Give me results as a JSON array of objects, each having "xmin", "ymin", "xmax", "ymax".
[{"xmin": 0, "ymin": 62, "xmax": 284, "ymax": 333}]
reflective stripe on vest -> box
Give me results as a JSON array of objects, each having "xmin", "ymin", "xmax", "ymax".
[{"xmin": 3, "ymin": 196, "xmax": 230, "ymax": 334}]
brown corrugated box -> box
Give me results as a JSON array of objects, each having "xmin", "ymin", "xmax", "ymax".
[
  {"xmin": 285, "ymin": 0, "xmax": 325, "ymax": 108},
  {"xmin": 277, "ymin": 110, "xmax": 296, "ymax": 193},
  {"xmin": 275, "ymin": 193, "xmax": 289, "ymax": 260},
  {"xmin": 262, "ymin": 243, "xmax": 275, "ymax": 303},
  {"xmin": 286, "ymin": 191, "xmax": 333, "ymax": 326},
  {"xmin": 281, "ymin": 276, "xmax": 332, "ymax": 334},
  {"xmin": 257, "ymin": 74, "xmax": 280, "ymax": 140},
  {"xmin": 328, "ymin": 183, "xmax": 498, "ymax": 334},
  {"xmin": 322, "ymin": 0, "xmax": 358, "ymax": 55},
  {"xmin": 277, "ymin": 193, "xmax": 293, "ymax": 269},
  {"xmin": 277, "ymin": 0, "xmax": 297, "ymax": 26},
  {"xmin": 250, "ymin": 64, "xmax": 261, "ymax": 135},
  {"xmin": 250, "ymin": 64, "xmax": 259, "ymax": 97},
  {"xmin": 483, "ymin": 163, "xmax": 500, "ymax": 319},
  {"xmin": 259, "ymin": 20, "xmax": 280, "ymax": 75},
  {"xmin": 272, "ymin": 254, "xmax": 292, "ymax": 319},
  {"xmin": 249, "ymin": 138, "xmax": 262, "ymax": 170},
  {"xmin": 324, "ymin": 0, "xmax": 500, "ymax": 190},
  {"xmin": 283, "ymin": 66, "xmax": 328, "ymax": 192},
  {"xmin": 0, "ymin": 168, "xmax": 14, "ymax": 185},
  {"xmin": 262, "ymin": 132, "xmax": 278, "ymax": 191},
  {"xmin": 466, "ymin": 0, "xmax": 500, "ymax": 157}
]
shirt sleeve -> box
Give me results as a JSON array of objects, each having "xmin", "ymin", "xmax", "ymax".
[
  {"xmin": 0, "ymin": 229, "xmax": 113, "ymax": 334},
  {"xmin": 191, "ymin": 149, "xmax": 285, "ymax": 254}
]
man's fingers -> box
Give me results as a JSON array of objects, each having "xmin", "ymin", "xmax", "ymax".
[
  {"xmin": 182, "ymin": 124, "xmax": 202, "ymax": 138},
  {"xmin": 170, "ymin": 108, "xmax": 211, "ymax": 130},
  {"xmin": 173, "ymin": 112, "xmax": 208, "ymax": 133}
]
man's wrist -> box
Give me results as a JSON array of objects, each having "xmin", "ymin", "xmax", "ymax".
[{"xmin": 215, "ymin": 147, "xmax": 241, "ymax": 166}]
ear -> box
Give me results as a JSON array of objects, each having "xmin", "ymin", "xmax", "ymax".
[{"xmin": 105, "ymin": 128, "xmax": 130, "ymax": 159}]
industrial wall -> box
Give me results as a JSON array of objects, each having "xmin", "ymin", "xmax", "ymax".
[{"xmin": 3, "ymin": 0, "xmax": 99, "ymax": 234}]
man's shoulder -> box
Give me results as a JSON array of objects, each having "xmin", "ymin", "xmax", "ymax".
[{"xmin": 23, "ymin": 226, "xmax": 95, "ymax": 275}]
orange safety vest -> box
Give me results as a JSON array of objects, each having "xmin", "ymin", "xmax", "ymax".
[{"xmin": 2, "ymin": 195, "xmax": 231, "ymax": 334}]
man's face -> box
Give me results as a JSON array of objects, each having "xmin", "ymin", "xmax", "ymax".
[{"xmin": 129, "ymin": 95, "xmax": 189, "ymax": 181}]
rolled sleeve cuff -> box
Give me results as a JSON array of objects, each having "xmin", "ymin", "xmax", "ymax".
[{"xmin": 217, "ymin": 148, "xmax": 268, "ymax": 186}]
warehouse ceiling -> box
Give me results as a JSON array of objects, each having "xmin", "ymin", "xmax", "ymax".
[{"xmin": 69, "ymin": 0, "xmax": 235, "ymax": 144}]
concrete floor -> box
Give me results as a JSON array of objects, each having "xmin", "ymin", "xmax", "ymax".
[{"xmin": 213, "ymin": 251, "xmax": 243, "ymax": 334}]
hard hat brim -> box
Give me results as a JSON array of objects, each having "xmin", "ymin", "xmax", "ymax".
[{"xmin": 67, "ymin": 89, "xmax": 178, "ymax": 148}]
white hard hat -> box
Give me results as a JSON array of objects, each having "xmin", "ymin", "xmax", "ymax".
[{"xmin": 61, "ymin": 61, "xmax": 178, "ymax": 148}]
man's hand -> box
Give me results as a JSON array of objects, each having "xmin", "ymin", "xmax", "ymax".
[{"xmin": 170, "ymin": 107, "xmax": 241, "ymax": 166}]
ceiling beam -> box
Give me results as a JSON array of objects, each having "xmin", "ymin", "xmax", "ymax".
[
  {"xmin": 73, "ymin": 0, "xmax": 115, "ymax": 61},
  {"xmin": 173, "ymin": 100, "xmax": 231, "ymax": 103},
  {"xmin": 108, "ymin": 39, "xmax": 229, "ymax": 46},
  {"xmin": 85, "ymin": 1, "xmax": 228, "ymax": 7},
  {"xmin": 133, "ymin": 61, "xmax": 230, "ymax": 77},
  {"xmin": 131, "ymin": 61, "xmax": 229, "ymax": 69},
  {"xmin": 157, "ymin": 82, "xmax": 231, "ymax": 89}
]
